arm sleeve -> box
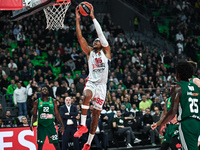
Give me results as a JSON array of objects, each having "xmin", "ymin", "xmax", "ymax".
[{"xmin": 93, "ymin": 18, "xmax": 109, "ymax": 47}]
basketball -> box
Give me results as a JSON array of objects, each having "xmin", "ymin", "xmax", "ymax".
[{"xmin": 78, "ymin": 2, "xmax": 91, "ymax": 16}]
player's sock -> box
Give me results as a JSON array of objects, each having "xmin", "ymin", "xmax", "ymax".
[
  {"xmin": 81, "ymin": 114, "xmax": 87, "ymax": 126},
  {"xmin": 87, "ymin": 133, "xmax": 95, "ymax": 145}
]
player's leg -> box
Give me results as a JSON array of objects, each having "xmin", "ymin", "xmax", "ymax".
[
  {"xmin": 87, "ymin": 109, "xmax": 101, "ymax": 144},
  {"xmin": 161, "ymin": 142, "xmax": 170, "ymax": 150},
  {"xmin": 38, "ymin": 144, "xmax": 44, "ymax": 150},
  {"xmin": 37, "ymin": 125, "xmax": 46, "ymax": 148},
  {"xmin": 170, "ymin": 135, "xmax": 181, "ymax": 150},
  {"xmin": 74, "ymin": 89, "xmax": 93, "ymax": 138},
  {"xmin": 74, "ymin": 82, "xmax": 96, "ymax": 138},
  {"xmin": 47, "ymin": 123, "xmax": 59, "ymax": 148},
  {"xmin": 161, "ymin": 124, "xmax": 173, "ymax": 150},
  {"xmin": 53, "ymin": 143, "xmax": 60, "ymax": 150},
  {"xmin": 179, "ymin": 118, "xmax": 199, "ymax": 150},
  {"xmin": 81, "ymin": 89, "xmax": 93, "ymax": 126}
]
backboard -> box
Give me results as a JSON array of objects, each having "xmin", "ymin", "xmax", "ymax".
[
  {"xmin": 11, "ymin": 0, "xmax": 56, "ymax": 21},
  {"xmin": 0, "ymin": 0, "xmax": 23, "ymax": 10}
]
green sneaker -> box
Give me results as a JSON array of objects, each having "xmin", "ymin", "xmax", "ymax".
[{"xmin": 152, "ymin": 143, "xmax": 157, "ymax": 146}]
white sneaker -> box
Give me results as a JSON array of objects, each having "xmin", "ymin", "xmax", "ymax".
[
  {"xmin": 127, "ymin": 143, "xmax": 133, "ymax": 148},
  {"xmin": 134, "ymin": 138, "xmax": 142, "ymax": 144}
]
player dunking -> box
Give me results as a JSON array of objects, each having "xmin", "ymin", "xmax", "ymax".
[
  {"xmin": 74, "ymin": 4, "xmax": 111, "ymax": 150},
  {"xmin": 159, "ymin": 61, "xmax": 200, "ymax": 150}
]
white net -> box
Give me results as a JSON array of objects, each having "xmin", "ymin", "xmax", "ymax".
[{"xmin": 43, "ymin": 1, "xmax": 71, "ymax": 30}]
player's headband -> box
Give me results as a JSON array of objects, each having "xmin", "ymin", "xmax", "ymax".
[{"xmin": 93, "ymin": 38, "xmax": 100, "ymax": 45}]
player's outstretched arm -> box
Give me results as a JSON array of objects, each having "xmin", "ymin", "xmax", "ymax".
[
  {"xmin": 159, "ymin": 85, "xmax": 181, "ymax": 135},
  {"xmin": 30, "ymin": 100, "xmax": 38, "ymax": 131},
  {"xmin": 89, "ymin": 4, "xmax": 111, "ymax": 59},
  {"xmin": 75, "ymin": 6, "xmax": 91, "ymax": 57},
  {"xmin": 53, "ymin": 100, "xmax": 65, "ymax": 135},
  {"xmin": 151, "ymin": 100, "xmax": 168, "ymax": 130}
]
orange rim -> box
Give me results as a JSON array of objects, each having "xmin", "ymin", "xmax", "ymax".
[{"xmin": 54, "ymin": 0, "xmax": 71, "ymax": 5}]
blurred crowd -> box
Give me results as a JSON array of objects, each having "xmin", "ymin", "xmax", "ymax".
[{"xmin": 0, "ymin": 1, "xmax": 200, "ymax": 148}]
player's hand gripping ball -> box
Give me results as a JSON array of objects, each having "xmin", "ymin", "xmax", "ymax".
[{"xmin": 78, "ymin": 2, "xmax": 92, "ymax": 16}]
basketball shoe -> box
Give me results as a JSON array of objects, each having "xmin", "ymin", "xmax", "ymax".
[
  {"xmin": 74, "ymin": 125, "xmax": 88, "ymax": 137},
  {"xmin": 82, "ymin": 143, "xmax": 91, "ymax": 150}
]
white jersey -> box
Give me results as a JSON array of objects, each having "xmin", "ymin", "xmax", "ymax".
[{"xmin": 87, "ymin": 50, "xmax": 110, "ymax": 84}]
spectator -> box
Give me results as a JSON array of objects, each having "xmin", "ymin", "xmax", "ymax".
[
  {"xmin": 76, "ymin": 78, "xmax": 85, "ymax": 95},
  {"xmin": 57, "ymin": 81, "xmax": 68, "ymax": 98},
  {"xmin": 6, "ymin": 79, "xmax": 17, "ymax": 96},
  {"xmin": 71, "ymin": 49, "xmax": 79, "ymax": 61},
  {"xmin": 56, "ymin": 73, "xmax": 68, "ymax": 86},
  {"xmin": 2, "ymin": 110, "xmax": 14, "ymax": 127},
  {"xmin": 152, "ymin": 89, "xmax": 163, "ymax": 103},
  {"xmin": 45, "ymin": 70, "xmax": 56, "ymax": 81},
  {"xmin": 61, "ymin": 61, "xmax": 72, "ymax": 76},
  {"xmin": 79, "ymin": 70, "xmax": 87, "ymax": 79},
  {"xmin": 0, "ymin": 104, "xmax": 5, "ymax": 118},
  {"xmin": 67, "ymin": 83, "xmax": 76, "ymax": 97},
  {"xmin": 0, "ymin": 65, "xmax": 6, "ymax": 79},
  {"xmin": 1, "ymin": 75, "xmax": 10, "ymax": 94},
  {"xmin": 107, "ymin": 105, "xmax": 117, "ymax": 121},
  {"xmin": 66, "ymin": 73, "xmax": 74, "ymax": 87},
  {"xmin": 2, "ymin": 62, "xmax": 10, "ymax": 76},
  {"xmin": 151, "ymin": 97, "xmax": 162, "ymax": 111},
  {"xmin": 122, "ymin": 97, "xmax": 131, "ymax": 111},
  {"xmin": 120, "ymin": 104, "xmax": 130, "ymax": 117},
  {"xmin": 42, "ymin": 61, "xmax": 52, "ymax": 76},
  {"xmin": 152, "ymin": 107, "xmax": 161, "ymax": 123},
  {"xmin": 47, "ymin": 80, "xmax": 55, "ymax": 98},
  {"xmin": 114, "ymin": 98, "xmax": 121, "ymax": 111},
  {"xmin": 140, "ymin": 108, "xmax": 159, "ymax": 146},
  {"xmin": 13, "ymin": 81, "xmax": 27, "ymax": 117},
  {"xmin": 21, "ymin": 66, "xmax": 31, "ymax": 81},
  {"xmin": 139, "ymin": 95, "xmax": 150, "ymax": 112},
  {"xmin": 112, "ymin": 110, "xmax": 141, "ymax": 148},
  {"xmin": 53, "ymin": 54, "xmax": 62, "ymax": 67},
  {"xmin": 176, "ymin": 30, "xmax": 184, "ymax": 42},
  {"xmin": 57, "ymin": 43, "xmax": 65, "ymax": 55},
  {"xmin": 38, "ymin": 77, "xmax": 44, "ymax": 87},
  {"xmin": 67, "ymin": 59, "xmax": 76, "ymax": 72},
  {"xmin": 60, "ymin": 97, "xmax": 79, "ymax": 150},
  {"xmin": 8, "ymin": 59, "xmax": 18, "ymax": 73},
  {"xmin": 130, "ymin": 104, "xmax": 139, "ymax": 113},
  {"xmin": 19, "ymin": 116, "xmax": 29, "ymax": 127},
  {"xmin": 27, "ymin": 80, "xmax": 38, "ymax": 118},
  {"xmin": 52, "ymin": 81, "xmax": 59, "ymax": 98},
  {"xmin": 34, "ymin": 69, "xmax": 44, "ymax": 83}
]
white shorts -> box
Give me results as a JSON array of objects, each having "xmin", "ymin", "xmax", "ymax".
[{"xmin": 83, "ymin": 81, "xmax": 107, "ymax": 110}]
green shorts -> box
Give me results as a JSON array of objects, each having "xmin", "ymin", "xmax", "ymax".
[
  {"xmin": 179, "ymin": 118, "xmax": 200, "ymax": 150},
  {"xmin": 162, "ymin": 123, "xmax": 179, "ymax": 144},
  {"xmin": 37, "ymin": 123, "xmax": 58, "ymax": 144}
]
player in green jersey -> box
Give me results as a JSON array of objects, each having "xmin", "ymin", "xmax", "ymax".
[
  {"xmin": 30, "ymin": 87, "xmax": 64, "ymax": 150},
  {"xmin": 159, "ymin": 61, "xmax": 200, "ymax": 150},
  {"xmin": 151, "ymin": 83, "xmax": 180, "ymax": 150},
  {"xmin": 188, "ymin": 61, "xmax": 200, "ymax": 149}
]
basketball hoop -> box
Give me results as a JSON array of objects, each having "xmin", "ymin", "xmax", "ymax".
[{"xmin": 43, "ymin": 0, "xmax": 71, "ymax": 30}]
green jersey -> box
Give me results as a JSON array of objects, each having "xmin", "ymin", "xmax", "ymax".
[
  {"xmin": 113, "ymin": 117, "xmax": 125, "ymax": 126},
  {"xmin": 166, "ymin": 97, "xmax": 171, "ymax": 112},
  {"xmin": 177, "ymin": 81, "xmax": 200, "ymax": 121},
  {"xmin": 38, "ymin": 97, "xmax": 55, "ymax": 127}
]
